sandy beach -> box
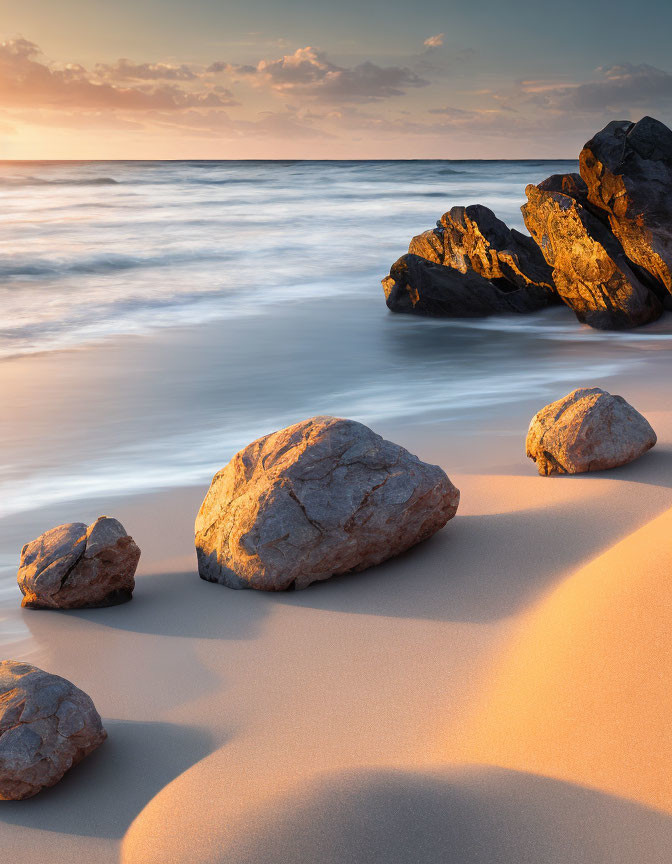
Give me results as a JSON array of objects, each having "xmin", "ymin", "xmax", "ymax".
[{"xmin": 2, "ymin": 317, "xmax": 672, "ymax": 863}]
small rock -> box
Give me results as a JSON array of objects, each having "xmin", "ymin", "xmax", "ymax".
[
  {"xmin": 195, "ymin": 416, "xmax": 459, "ymax": 590},
  {"xmin": 18, "ymin": 516, "xmax": 141, "ymax": 609},
  {"xmin": 383, "ymin": 253, "xmax": 552, "ymax": 317},
  {"xmin": 526, "ymin": 387, "xmax": 656, "ymax": 475},
  {"xmin": 0, "ymin": 660, "xmax": 107, "ymax": 800}
]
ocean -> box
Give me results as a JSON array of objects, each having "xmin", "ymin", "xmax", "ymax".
[{"xmin": 2, "ymin": 158, "xmax": 672, "ymax": 580}]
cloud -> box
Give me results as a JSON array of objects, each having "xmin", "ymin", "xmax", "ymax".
[
  {"xmin": 424, "ymin": 33, "xmax": 444, "ymax": 48},
  {"xmin": 516, "ymin": 64, "xmax": 672, "ymax": 112},
  {"xmin": 572, "ymin": 63, "xmax": 672, "ymax": 110},
  {"xmin": 207, "ymin": 61, "xmax": 257, "ymax": 76},
  {"xmin": 0, "ymin": 38, "xmax": 238, "ymax": 111},
  {"xmin": 95, "ymin": 58, "xmax": 198, "ymax": 82},
  {"xmin": 7, "ymin": 33, "xmax": 672, "ymax": 157},
  {"xmin": 208, "ymin": 46, "xmax": 429, "ymax": 102}
]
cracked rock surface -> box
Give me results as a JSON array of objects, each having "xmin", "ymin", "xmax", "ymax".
[
  {"xmin": 522, "ymin": 182, "xmax": 662, "ymax": 329},
  {"xmin": 526, "ymin": 387, "xmax": 656, "ymax": 476},
  {"xmin": 580, "ymin": 116, "xmax": 672, "ymax": 299},
  {"xmin": 410, "ymin": 204, "xmax": 556, "ymax": 298},
  {"xmin": 383, "ymin": 205, "xmax": 557, "ymax": 318},
  {"xmin": 18, "ymin": 516, "xmax": 141, "ymax": 609},
  {"xmin": 0, "ymin": 660, "xmax": 107, "ymax": 800},
  {"xmin": 195, "ymin": 416, "xmax": 460, "ymax": 590}
]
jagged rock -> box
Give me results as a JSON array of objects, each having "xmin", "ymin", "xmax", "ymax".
[
  {"xmin": 580, "ymin": 116, "xmax": 672, "ymax": 300},
  {"xmin": 537, "ymin": 172, "xmax": 597, "ymax": 215},
  {"xmin": 195, "ymin": 416, "xmax": 459, "ymax": 590},
  {"xmin": 0, "ymin": 660, "xmax": 106, "ymax": 800},
  {"xmin": 409, "ymin": 204, "xmax": 556, "ymax": 298},
  {"xmin": 383, "ymin": 254, "xmax": 553, "ymax": 317},
  {"xmin": 18, "ymin": 516, "xmax": 141, "ymax": 609},
  {"xmin": 522, "ymin": 183, "xmax": 662, "ymax": 329},
  {"xmin": 526, "ymin": 387, "xmax": 656, "ymax": 476}
]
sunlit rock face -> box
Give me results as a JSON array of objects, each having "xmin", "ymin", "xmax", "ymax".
[
  {"xmin": 382, "ymin": 253, "xmax": 552, "ymax": 316},
  {"xmin": 384, "ymin": 117, "xmax": 672, "ymax": 330},
  {"xmin": 385, "ymin": 204, "xmax": 557, "ymax": 318},
  {"xmin": 0, "ymin": 660, "xmax": 106, "ymax": 800},
  {"xmin": 195, "ymin": 416, "xmax": 459, "ymax": 591},
  {"xmin": 526, "ymin": 387, "xmax": 656, "ymax": 476},
  {"xmin": 410, "ymin": 204, "xmax": 556, "ymax": 298},
  {"xmin": 522, "ymin": 183, "xmax": 662, "ymax": 329},
  {"xmin": 580, "ymin": 116, "xmax": 672, "ymax": 300},
  {"xmin": 18, "ymin": 516, "xmax": 140, "ymax": 608}
]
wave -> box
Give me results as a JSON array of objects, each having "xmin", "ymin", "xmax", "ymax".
[
  {"xmin": 0, "ymin": 248, "xmax": 234, "ymax": 278},
  {"xmin": 0, "ymin": 175, "xmax": 118, "ymax": 187}
]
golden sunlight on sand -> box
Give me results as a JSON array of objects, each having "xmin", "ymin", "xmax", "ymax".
[{"xmin": 451, "ymin": 505, "xmax": 672, "ymax": 813}]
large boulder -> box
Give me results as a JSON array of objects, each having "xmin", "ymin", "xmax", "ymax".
[
  {"xmin": 522, "ymin": 183, "xmax": 662, "ymax": 329},
  {"xmin": 18, "ymin": 516, "xmax": 141, "ymax": 609},
  {"xmin": 383, "ymin": 253, "xmax": 552, "ymax": 317},
  {"xmin": 0, "ymin": 660, "xmax": 107, "ymax": 800},
  {"xmin": 195, "ymin": 416, "xmax": 459, "ymax": 590},
  {"xmin": 526, "ymin": 387, "xmax": 656, "ymax": 476},
  {"xmin": 580, "ymin": 116, "xmax": 672, "ymax": 299},
  {"xmin": 409, "ymin": 204, "xmax": 556, "ymax": 298}
]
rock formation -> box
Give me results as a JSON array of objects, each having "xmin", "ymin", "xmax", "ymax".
[
  {"xmin": 383, "ymin": 253, "xmax": 554, "ymax": 316},
  {"xmin": 195, "ymin": 416, "xmax": 459, "ymax": 590},
  {"xmin": 526, "ymin": 387, "xmax": 656, "ymax": 475},
  {"xmin": 580, "ymin": 116, "xmax": 672, "ymax": 300},
  {"xmin": 0, "ymin": 660, "xmax": 107, "ymax": 800},
  {"xmin": 383, "ymin": 116, "xmax": 672, "ymax": 330},
  {"xmin": 384, "ymin": 204, "xmax": 557, "ymax": 318},
  {"xmin": 522, "ymin": 183, "xmax": 663, "ymax": 329},
  {"xmin": 410, "ymin": 204, "xmax": 556, "ymax": 296},
  {"xmin": 18, "ymin": 516, "xmax": 141, "ymax": 609}
]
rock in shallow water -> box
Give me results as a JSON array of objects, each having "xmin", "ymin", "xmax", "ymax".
[
  {"xmin": 384, "ymin": 204, "xmax": 557, "ymax": 318},
  {"xmin": 580, "ymin": 116, "xmax": 672, "ymax": 301},
  {"xmin": 195, "ymin": 416, "xmax": 459, "ymax": 590},
  {"xmin": 18, "ymin": 516, "xmax": 141, "ymax": 609},
  {"xmin": 0, "ymin": 660, "xmax": 106, "ymax": 800},
  {"xmin": 522, "ymin": 182, "xmax": 663, "ymax": 329},
  {"xmin": 410, "ymin": 204, "xmax": 556, "ymax": 298},
  {"xmin": 383, "ymin": 253, "xmax": 552, "ymax": 317},
  {"xmin": 526, "ymin": 388, "xmax": 656, "ymax": 476}
]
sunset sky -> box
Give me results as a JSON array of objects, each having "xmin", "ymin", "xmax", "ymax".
[{"xmin": 1, "ymin": 0, "xmax": 671, "ymax": 159}]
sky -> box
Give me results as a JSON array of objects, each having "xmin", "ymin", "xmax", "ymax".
[{"xmin": 1, "ymin": 0, "xmax": 672, "ymax": 158}]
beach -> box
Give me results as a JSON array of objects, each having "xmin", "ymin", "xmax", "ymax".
[{"xmin": 2, "ymin": 160, "xmax": 672, "ymax": 862}]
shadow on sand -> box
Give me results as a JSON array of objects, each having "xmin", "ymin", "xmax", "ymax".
[
  {"xmin": 0, "ymin": 719, "xmax": 216, "ymax": 838},
  {"xmin": 222, "ymin": 765, "xmax": 672, "ymax": 864},
  {"xmin": 504, "ymin": 443, "xmax": 672, "ymax": 488},
  {"xmin": 43, "ymin": 570, "xmax": 272, "ymax": 640},
  {"xmin": 276, "ymin": 463, "xmax": 672, "ymax": 623},
  {"xmin": 30, "ymin": 446, "xmax": 672, "ymax": 634}
]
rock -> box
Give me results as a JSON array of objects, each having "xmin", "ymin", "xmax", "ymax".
[
  {"xmin": 0, "ymin": 660, "xmax": 106, "ymax": 800},
  {"xmin": 409, "ymin": 204, "xmax": 556, "ymax": 299},
  {"xmin": 18, "ymin": 516, "xmax": 141, "ymax": 609},
  {"xmin": 522, "ymin": 183, "xmax": 663, "ymax": 329},
  {"xmin": 195, "ymin": 416, "xmax": 459, "ymax": 590},
  {"xmin": 537, "ymin": 172, "xmax": 599, "ymax": 217},
  {"xmin": 383, "ymin": 254, "xmax": 553, "ymax": 317},
  {"xmin": 580, "ymin": 116, "xmax": 672, "ymax": 299},
  {"xmin": 526, "ymin": 387, "xmax": 656, "ymax": 476}
]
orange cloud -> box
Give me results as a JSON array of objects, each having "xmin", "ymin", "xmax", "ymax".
[{"xmin": 0, "ymin": 38, "xmax": 236, "ymax": 111}]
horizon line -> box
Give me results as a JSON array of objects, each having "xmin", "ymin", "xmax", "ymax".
[{"xmin": 0, "ymin": 156, "xmax": 579, "ymax": 163}]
